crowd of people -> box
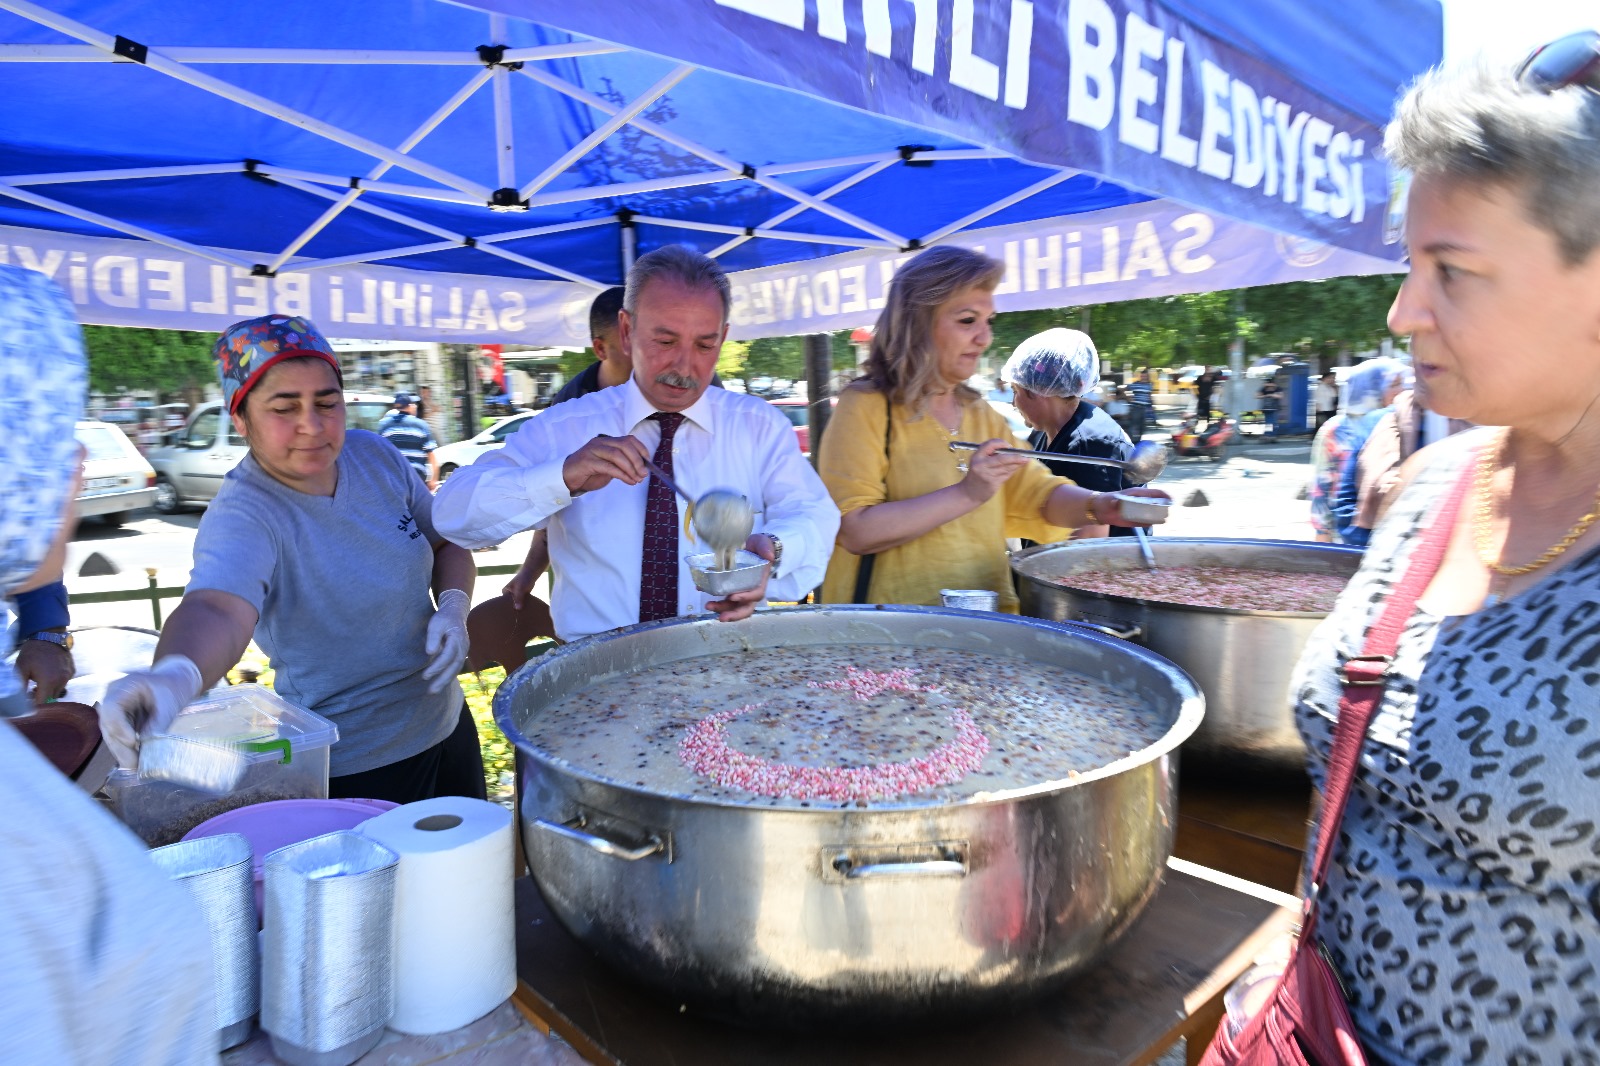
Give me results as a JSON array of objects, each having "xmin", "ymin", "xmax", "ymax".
[{"xmin": 2, "ymin": 33, "xmax": 1598, "ymax": 1066}]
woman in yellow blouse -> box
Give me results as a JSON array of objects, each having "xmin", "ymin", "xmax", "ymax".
[{"xmin": 818, "ymin": 245, "xmax": 1169, "ymax": 610}]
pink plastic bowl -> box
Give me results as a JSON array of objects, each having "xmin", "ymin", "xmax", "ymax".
[{"xmin": 182, "ymin": 797, "xmax": 399, "ymax": 921}]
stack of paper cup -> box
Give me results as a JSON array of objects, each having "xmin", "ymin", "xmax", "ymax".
[{"xmin": 358, "ymin": 796, "xmax": 516, "ymax": 1035}]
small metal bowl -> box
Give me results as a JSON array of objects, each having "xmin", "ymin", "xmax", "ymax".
[
  {"xmin": 1111, "ymin": 492, "xmax": 1171, "ymax": 525},
  {"xmin": 688, "ymin": 550, "xmax": 770, "ymax": 597}
]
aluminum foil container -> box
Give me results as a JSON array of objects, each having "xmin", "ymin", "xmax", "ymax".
[
  {"xmin": 148, "ymin": 832, "xmax": 259, "ymax": 1050},
  {"xmin": 262, "ymin": 831, "xmax": 399, "ymax": 1066},
  {"xmin": 139, "ymin": 735, "xmax": 255, "ymax": 794},
  {"xmin": 687, "ymin": 549, "xmax": 769, "ymax": 597},
  {"xmin": 1110, "ymin": 491, "xmax": 1171, "ymax": 525},
  {"xmin": 939, "ymin": 588, "xmax": 999, "ymax": 611}
]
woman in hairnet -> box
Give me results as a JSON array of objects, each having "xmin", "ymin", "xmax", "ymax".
[
  {"xmin": 1001, "ymin": 329, "xmax": 1136, "ymax": 539},
  {"xmin": 0, "ymin": 265, "xmax": 216, "ymax": 1064}
]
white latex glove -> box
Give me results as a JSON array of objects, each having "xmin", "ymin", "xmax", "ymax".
[
  {"xmin": 97, "ymin": 654, "xmax": 204, "ymax": 769},
  {"xmin": 422, "ymin": 588, "xmax": 471, "ymax": 693}
]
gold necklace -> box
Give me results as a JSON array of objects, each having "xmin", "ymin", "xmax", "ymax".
[{"xmin": 1473, "ymin": 435, "xmax": 1600, "ymax": 578}]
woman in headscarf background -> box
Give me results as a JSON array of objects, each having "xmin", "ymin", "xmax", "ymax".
[
  {"xmin": 1317, "ymin": 356, "xmax": 1409, "ymax": 545},
  {"xmin": 1000, "ymin": 328, "xmax": 1135, "ymax": 539},
  {"xmin": 0, "ymin": 264, "xmax": 216, "ymax": 1064},
  {"xmin": 97, "ymin": 314, "xmax": 481, "ymax": 804},
  {"xmin": 817, "ymin": 245, "xmax": 1168, "ymax": 610}
]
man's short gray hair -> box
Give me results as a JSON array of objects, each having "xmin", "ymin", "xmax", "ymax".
[
  {"xmin": 623, "ymin": 244, "xmax": 732, "ymax": 323},
  {"xmin": 1385, "ymin": 61, "xmax": 1600, "ymax": 264}
]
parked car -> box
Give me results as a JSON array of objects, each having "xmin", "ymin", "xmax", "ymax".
[
  {"xmin": 74, "ymin": 420, "xmax": 157, "ymax": 526},
  {"xmin": 769, "ymin": 396, "xmax": 838, "ymax": 455},
  {"xmin": 148, "ymin": 392, "xmax": 393, "ymax": 512},
  {"xmin": 434, "ymin": 412, "xmax": 536, "ymax": 479}
]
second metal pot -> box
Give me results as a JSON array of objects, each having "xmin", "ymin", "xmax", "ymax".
[{"xmin": 1012, "ymin": 538, "xmax": 1362, "ymax": 771}]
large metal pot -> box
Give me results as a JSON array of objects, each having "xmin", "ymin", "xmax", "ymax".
[
  {"xmin": 497, "ymin": 605, "xmax": 1203, "ymax": 1025},
  {"xmin": 1012, "ymin": 538, "xmax": 1361, "ymax": 771}
]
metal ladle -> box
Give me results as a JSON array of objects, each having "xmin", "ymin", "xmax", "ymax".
[
  {"xmin": 947, "ymin": 439, "xmax": 1169, "ymax": 485},
  {"xmin": 643, "ymin": 458, "xmax": 754, "ymax": 570},
  {"xmin": 950, "ymin": 439, "xmax": 1166, "ymax": 568}
]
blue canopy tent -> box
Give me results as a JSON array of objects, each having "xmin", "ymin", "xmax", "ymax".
[{"xmin": 0, "ymin": 0, "xmax": 1441, "ymax": 344}]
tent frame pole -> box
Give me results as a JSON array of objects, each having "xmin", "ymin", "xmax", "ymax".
[
  {"xmin": 516, "ymin": 64, "xmax": 909, "ymax": 247},
  {"xmin": 0, "ymin": 0, "xmax": 495, "ymax": 201},
  {"xmin": 520, "ymin": 64, "xmax": 695, "ymax": 200},
  {"xmin": 266, "ymin": 68, "xmax": 496, "ymax": 273}
]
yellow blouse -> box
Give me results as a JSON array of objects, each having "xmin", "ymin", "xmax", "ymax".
[{"xmin": 817, "ymin": 386, "xmax": 1074, "ymax": 611}]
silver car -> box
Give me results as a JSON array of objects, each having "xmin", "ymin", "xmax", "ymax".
[
  {"xmin": 75, "ymin": 420, "xmax": 157, "ymax": 526},
  {"xmin": 148, "ymin": 393, "xmax": 394, "ymax": 513}
]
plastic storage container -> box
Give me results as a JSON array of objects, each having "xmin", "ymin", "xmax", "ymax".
[{"xmin": 108, "ymin": 685, "xmax": 338, "ymax": 847}]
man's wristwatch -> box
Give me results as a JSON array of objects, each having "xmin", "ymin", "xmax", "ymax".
[
  {"xmin": 765, "ymin": 534, "xmax": 784, "ymax": 578},
  {"xmin": 25, "ymin": 629, "xmax": 73, "ymax": 652}
]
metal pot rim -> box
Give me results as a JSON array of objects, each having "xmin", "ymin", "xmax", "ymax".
[
  {"xmin": 1010, "ymin": 537, "xmax": 1362, "ymax": 618},
  {"xmin": 495, "ymin": 604, "xmax": 1205, "ymax": 814}
]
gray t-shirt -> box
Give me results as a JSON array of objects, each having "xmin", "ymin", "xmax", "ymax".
[{"xmin": 188, "ymin": 430, "xmax": 460, "ymax": 776}]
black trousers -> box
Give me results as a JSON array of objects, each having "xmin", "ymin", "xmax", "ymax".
[{"xmin": 329, "ymin": 703, "xmax": 487, "ymax": 805}]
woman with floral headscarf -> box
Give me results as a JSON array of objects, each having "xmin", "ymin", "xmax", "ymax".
[
  {"xmin": 0, "ymin": 265, "xmax": 215, "ymax": 1063},
  {"xmin": 97, "ymin": 314, "xmax": 482, "ymax": 804}
]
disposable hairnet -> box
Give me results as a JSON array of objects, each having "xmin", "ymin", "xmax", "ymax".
[
  {"xmin": 1001, "ymin": 328, "xmax": 1100, "ymax": 398},
  {"xmin": 1341, "ymin": 357, "xmax": 1411, "ymax": 417}
]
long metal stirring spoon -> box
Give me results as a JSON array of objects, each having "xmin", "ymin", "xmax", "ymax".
[
  {"xmin": 642, "ymin": 457, "xmax": 754, "ymax": 570},
  {"xmin": 948, "ymin": 439, "xmax": 1170, "ymax": 485}
]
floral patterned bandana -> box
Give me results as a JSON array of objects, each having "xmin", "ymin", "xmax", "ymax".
[{"xmin": 215, "ymin": 314, "xmax": 341, "ymax": 414}]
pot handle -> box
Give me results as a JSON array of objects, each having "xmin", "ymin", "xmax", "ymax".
[
  {"xmin": 831, "ymin": 852, "xmax": 967, "ymax": 880},
  {"xmin": 533, "ymin": 816, "xmax": 665, "ymax": 862},
  {"xmin": 1063, "ymin": 618, "xmax": 1142, "ymax": 641}
]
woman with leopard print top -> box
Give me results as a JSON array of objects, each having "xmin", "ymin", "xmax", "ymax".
[{"xmin": 1287, "ymin": 40, "xmax": 1600, "ymax": 1066}]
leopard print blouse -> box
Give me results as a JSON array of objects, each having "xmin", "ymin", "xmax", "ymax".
[{"xmin": 1292, "ymin": 427, "xmax": 1600, "ymax": 1066}]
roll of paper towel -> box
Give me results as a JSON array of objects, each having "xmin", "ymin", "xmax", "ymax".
[{"xmin": 357, "ymin": 796, "xmax": 515, "ymax": 1034}]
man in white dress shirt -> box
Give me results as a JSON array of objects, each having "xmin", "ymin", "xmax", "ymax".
[{"xmin": 433, "ymin": 246, "xmax": 840, "ymax": 641}]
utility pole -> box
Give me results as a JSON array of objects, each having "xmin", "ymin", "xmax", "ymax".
[{"xmin": 804, "ymin": 334, "xmax": 834, "ymax": 465}]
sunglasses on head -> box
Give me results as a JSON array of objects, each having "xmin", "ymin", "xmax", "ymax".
[{"xmin": 1516, "ymin": 29, "xmax": 1600, "ymax": 94}]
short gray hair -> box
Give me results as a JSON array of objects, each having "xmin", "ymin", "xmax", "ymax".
[
  {"xmin": 1385, "ymin": 60, "xmax": 1600, "ymax": 264},
  {"xmin": 623, "ymin": 244, "xmax": 732, "ymax": 323}
]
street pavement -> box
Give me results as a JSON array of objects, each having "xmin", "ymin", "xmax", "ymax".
[{"xmin": 58, "ymin": 401, "xmax": 1319, "ymax": 631}]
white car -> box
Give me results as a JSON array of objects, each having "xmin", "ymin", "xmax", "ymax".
[
  {"xmin": 75, "ymin": 420, "xmax": 157, "ymax": 526},
  {"xmin": 434, "ymin": 412, "xmax": 536, "ymax": 479},
  {"xmin": 148, "ymin": 392, "xmax": 394, "ymax": 513}
]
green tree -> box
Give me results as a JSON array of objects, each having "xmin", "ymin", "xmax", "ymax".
[
  {"xmin": 740, "ymin": 335, "xmax": 807, "ymax": 392},
  {"xmin": 81, "ymin": 325, "xmax": 215, "ymax": 399}
]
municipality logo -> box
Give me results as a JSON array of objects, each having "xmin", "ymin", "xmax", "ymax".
[{"xmin": 1274, "ymin": 233, "xmax": 1335, "ymax": 269}]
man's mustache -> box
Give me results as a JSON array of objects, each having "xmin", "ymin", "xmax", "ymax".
[{"xmin": 656, "ymin": 370, "xmax": 701, "ymax": 390}]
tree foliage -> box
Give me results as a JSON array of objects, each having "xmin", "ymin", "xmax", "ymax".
[
  {"xmin": 81, "ymin": 324, "xmax": 216, "ymax": 397},
  {"xmin": 987, "ymin": 273, "xmax": 1402, "ymax": 370}
]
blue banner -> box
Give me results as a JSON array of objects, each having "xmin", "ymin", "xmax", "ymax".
[
  {"xmin": 505, "ymin": 0, "xmax": 1435, "ymax": 260},
  {"xmin": 725, "ymin": 199, "xmax": 1400, "ymax": 338}
]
